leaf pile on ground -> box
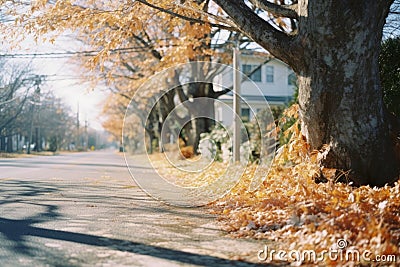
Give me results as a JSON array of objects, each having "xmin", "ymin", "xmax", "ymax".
[
  {"xmin": 210, "ymin": 105, "xmax": 400, "ymax": 266},
  {"xmin": 148, "ymin": 153, "xmax": 228, "ymax": 187}
]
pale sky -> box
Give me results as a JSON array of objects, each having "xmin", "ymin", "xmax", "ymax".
[{"xmin": 3, "ymin": 35, "xmax": 109, "ymax": 131}]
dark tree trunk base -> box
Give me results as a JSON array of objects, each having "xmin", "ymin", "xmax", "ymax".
[{"xmin": 317, "ymin": 140, "xmax": 399, "ymax": 187}]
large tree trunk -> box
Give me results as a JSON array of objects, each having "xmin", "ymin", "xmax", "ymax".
[
  {"xmin": 296, "ymin": 1, "xmax": 399, "ymax": 186},
  {"xmin": 186, "ymin": 83, "xmax": 216, "ymax": 153},
  {"xmin": 215, "ymin": 0, "xmax": 399, "ymax": 185}
]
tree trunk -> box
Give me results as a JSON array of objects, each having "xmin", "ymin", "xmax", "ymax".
[
  {"xmin": 6, "ymin": 135, "xmax": 13, "ymax": 153},
  {"xmin": 188, "ymin": 117, "xmax": 214, "ymax": 154},
  {"xmin": 185, "ymin": 83, "xmax": 216, "ymax": 153},
  {"xmin": 296, "ymin": 1, "xmax": 399, "ymax": 186},
  {"xmin": 0, "ymin": 133, "xmax": 5, "ymax": 152},
  {"xmin": 207, "ymin": 0, "xmax": 400, "ymax": 186}
]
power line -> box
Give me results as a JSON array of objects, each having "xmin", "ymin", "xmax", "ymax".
[{"xmin": 0, "ymin": 46, "xmax": 154, "ymax": 59}]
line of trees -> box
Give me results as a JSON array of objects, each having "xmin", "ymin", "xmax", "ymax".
[
  {"xmin": 4, "ymin": 0, "xmax": 400, "ymax": 186},
  {"xmin": 0, "ymin": 58, "xmax": 78, "ymax": 153},
  {"xmin": 44, "ymin": 1, "xmax": 248, "ymax": 154}
]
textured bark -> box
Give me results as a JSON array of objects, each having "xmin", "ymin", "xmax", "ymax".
[
  {"xmin": 216, "ymin": 0, "xmax": 400, "ymax": 186},
  {"xmin": 295, "ymin": 1, "xmax": 399, "ymax": 186},
  {"xmin": 248, "ymin": 0, "xmax": 298, "ymax": 19},
  {"xmin": 184, "ymin": 83, "xmax": 216, "ymax": 153}
]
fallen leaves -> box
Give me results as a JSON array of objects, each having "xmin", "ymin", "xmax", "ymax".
[
  {"xmin": 148, "ymin": 153, "xmax": 228, "ymax": 187},
  {"xmin": 211, "ymin": 105, "xmax": 400, "ymax": 266},
  {"xmin": 150, "ymin": 104, "xmax": 399, "ymax": 266}
]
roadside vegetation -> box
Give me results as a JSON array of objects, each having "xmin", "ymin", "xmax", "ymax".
[
  {"xmin": 150, "ymin": 104, "xmax": 400, "ymax": 266},
  {"xmin": 2, "ymin": 1, "xmax": 400, "ymax": 265}
]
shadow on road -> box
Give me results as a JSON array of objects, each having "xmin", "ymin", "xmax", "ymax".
[
  {"xmin": 0, "ymin": 217, "xmax": 266, "ymax": 267},
  {"xmin": 0, "ymin": 160, "xmax": 135, "ymax": 169},
  {"xmin": 0, "ymin": 179, "xmax": 271, "ymax": 266}
]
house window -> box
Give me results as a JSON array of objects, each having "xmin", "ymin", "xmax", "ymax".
[
  {"xmin": 241, "ymin": 108, "xmax": 250, "ymax": 122},
  {"xmin": 288, "ymin": 72, "xmax": 297, "ymax": 86},
  {"xmin": 242, "ymin": 64, "xmax": 261, "ymax": 82},
  {"xmin": 266, "ymin": 66, "xmax": 274, "ymax": 83}
]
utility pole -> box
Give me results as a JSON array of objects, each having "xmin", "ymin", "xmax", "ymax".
[
  {"xmin": 27, "ymin": 106, "xmax": 34, "ymax": 154},
  {"xmin": 85, "ymin": 116, "xmax": 88, "ymax": 150},
  {"xmin": 76, "ymin": 101, "xmax": 80, "ymax": 150},
  {"xmin": 27, "ymin": 75, "xmax": 42, "ymax": 154},
  {"xmin": 233, "ymin": 44, "xmax": 241, "ymax": 162}
]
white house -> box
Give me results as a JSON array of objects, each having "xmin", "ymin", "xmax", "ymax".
[{"xmin": 214, "ymin": 51, "xmax": 296, "ymax": 125}]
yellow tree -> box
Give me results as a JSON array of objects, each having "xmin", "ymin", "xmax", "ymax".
[
  {"xmin": 15, "ymin": 0, "xmax": 398, "ymax": 185},
  {"xmin": 9, "ymin": 0, "xmax": 239, "ymax": 153}
]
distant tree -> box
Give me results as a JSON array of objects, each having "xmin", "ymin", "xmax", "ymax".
[
  {"xmin": 37, "ymin": 92, "xmax": 76, "ymax": 152},
  {"xmin": 0, "ymin": 59, "xmax": 37, "ymax": 152}
]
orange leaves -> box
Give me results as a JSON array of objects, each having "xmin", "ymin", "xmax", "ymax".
[
  {"xmin": 211, "ymin": 104, "xmax": 400, "ymax": 266},
  {"xmin": 6, "ymin": 0, "xmax": 226, "ymax": 116},
  {"xmin": 283, "ymin": 103, "xmax": 299, "ymax": 119},
  {"xmin": 148, "ymin": 152, "xmax": 227, "ymax": 188},
  {"xmin": 179, "ymin": 145, "xmax": 195, "ymax": 159}
]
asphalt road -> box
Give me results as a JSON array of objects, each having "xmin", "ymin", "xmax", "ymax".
[{"xmin": 0, "ymin": 151, "xmax": 266, "ymax": 267}]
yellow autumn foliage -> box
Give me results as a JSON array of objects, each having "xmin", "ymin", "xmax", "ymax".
[
  {"xmin": 210, "ymin": 104, "xmax": 400, "ymax": 266},
  {"xmin": 152, "ymin": 104, "xmax": 400, "ymax": 266}
]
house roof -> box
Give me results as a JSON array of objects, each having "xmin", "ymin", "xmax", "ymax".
[
  {"xmin": 219, "ymin": 93, "xmax": 292, "ymax": 104},
  {"xmin": 240, "ymin": 50, "xmax": 272, "ymax": 58},
  {"xmin": 243, "ymin": 95, "xmax": 292, "ymax": 103}
]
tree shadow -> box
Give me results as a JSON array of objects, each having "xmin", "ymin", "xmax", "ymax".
[
  {"xmin": 0, "ymin": 179, "xmax": 270, "ymax": 266},
  {"xmin": 0, "ymin": 160, "xmax": 140, "ymax": 169},
  {"xmin": 0, "ymin": 217, "xmax": 267, "ymax": 267}
]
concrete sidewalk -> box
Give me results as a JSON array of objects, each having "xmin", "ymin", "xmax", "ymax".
[{"xmin": 0, "ymin": 151, "xmax": 269, "ymax": 266}]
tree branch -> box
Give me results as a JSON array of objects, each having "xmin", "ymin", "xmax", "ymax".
[
  {"xmin": 213, "ymin": 0, "xmax": 299, "ymax": 67},
  {"xmin": 175, "ymin": 1, "xmax": 239, "ymax": 30},
  {"xmin": 176, "ymin": 85, "xmax": 189, "ymax": 104},
  {"xmin": 213, "ymin": 87, "xmax": 231, "ymax": 98},
  {"xmin": 213, "ymin": 58, "xmax": 273, "ymax": 98},
  {"xmin": 132, "ymin": 34, "xmax": 162, "ymax": 60},
  {"xmin": 249, "ymin": 0, "xmax": 298, "ymax": 19},
  {"xmin": 134, "ymin": 0, "xmax": 237, "ymax": 31}
]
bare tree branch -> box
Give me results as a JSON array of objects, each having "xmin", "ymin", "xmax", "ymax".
[
  {"xmin": 174, "ymin": 1, "xmax": 239, "ymax": 29},
  {"xmin": 134, "ymin": 0, "xmax": 238, "ymax": 31},
  {"xmin": 213, "ymin": 0, "xmax": 299, "ymax": 66},
  {"xmin": 248, "ymin": 0, "xmax": 298, "ymax": 19}
]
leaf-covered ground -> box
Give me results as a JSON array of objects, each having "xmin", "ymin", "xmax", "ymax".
[
  {"xmin": 148, "ymin": 153, "xmax": 227, "ymax": 187},
  {"xmin": 150, "ymin": 105, "xmax": 400, "ymax": 266},
  {"xmin": 210, "ymin": 105, "xmax": 400, "ymax": 266}
]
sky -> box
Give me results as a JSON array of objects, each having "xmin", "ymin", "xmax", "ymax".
[{"xmin": 3, "ymin": 34, "xmax": 109, "ymax": 131}]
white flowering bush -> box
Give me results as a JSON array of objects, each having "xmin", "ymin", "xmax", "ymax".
[
  {"xmin": 199, "ymin": 121, "xmax": 262, "ymax": 163},
  {"xmin": 199, "ymin": 124, "xmax": 231, "ymax": 162}
]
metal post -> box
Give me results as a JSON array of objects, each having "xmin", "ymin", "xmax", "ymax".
[
  {"xmin": 233, "ymin": 45, "xmax": 241, "ymax": 162},
  {"xmin": 27, "ymin": 76, "xmax": 42, "ymax": 154},
  {"xmin": 76, "ymin": 101, "xmax": 80, "ymax": 150},
  {"xmin": 27, "ymin": 107, "xmax": 34, "ymax": 154},
  {"xmin": 85, "ymin": 117, "xmax": 88, "ymax": 150}
]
